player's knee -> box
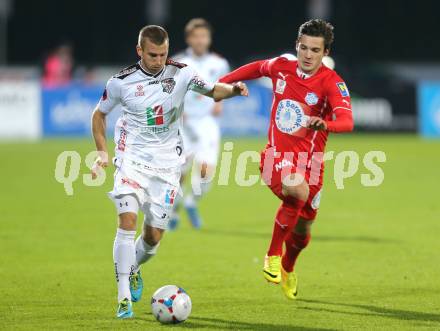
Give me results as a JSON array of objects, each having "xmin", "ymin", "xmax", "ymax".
[
  {"xmin": 142, "ymin": 226, "xmax": 164, "ymax": 246},
  {"xmin": 282, "ymin": 176, "xmax": 309, "ymax": 202},
  {"xmin": 118, "ymin": 212, "xmax": 137, "ymax": 231},
  {"xmin": 114, "ymin": 194, "xmax": 139, "ymax": 229}
]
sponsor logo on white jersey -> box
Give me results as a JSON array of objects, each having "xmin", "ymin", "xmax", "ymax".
[
  {"xmin": 135, "ymin": 84, "xmax": 145, "ymax": 97},
  {"xmin": 161, "ymin": 78, "xmax": 176, "ymax": 94}
]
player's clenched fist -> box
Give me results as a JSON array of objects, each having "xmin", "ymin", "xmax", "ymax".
[
  {"xmin": 307, "ymin": 116, "xmax": 328, "ymax": 131},
  {"xmin": 91, "ymin": 151, "xmax": 109, "ymax": 179},
  {"xmin": 232, "ymin": 82, "xmax": 249, "ymax": 97}
]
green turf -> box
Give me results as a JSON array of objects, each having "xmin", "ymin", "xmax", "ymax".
[{"xmin": 1, "ymin": 134, "xmax": 439, "ymax": 330}]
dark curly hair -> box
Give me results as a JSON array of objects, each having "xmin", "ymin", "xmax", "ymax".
[{"xmin": 297, "ymin": 19, "xmax": 334, "ymax": 51}]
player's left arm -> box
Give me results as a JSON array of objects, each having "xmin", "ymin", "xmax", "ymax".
[{"xmin": 308, "ymin": 78, "xmax": 354, "ymax": 132}]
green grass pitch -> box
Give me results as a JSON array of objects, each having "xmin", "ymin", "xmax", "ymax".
[{"xmin": 1, "ymin": 134, "xmax": 439, "ymax": 330}]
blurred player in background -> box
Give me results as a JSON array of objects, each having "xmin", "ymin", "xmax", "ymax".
[
  {"xmin": 220, "ymin": 19, "xmax": 353, "ymax": 300},
  {"xmin": 91, "ymin": 25, "xmax": 248, "ymax": 318},
  {"xmin": 170, "ymin": 18, "xmax": 230, "ymax": 230},
  {"xmin": 42, "ymin": 43, "xmax": 73, "ymax": 88}
]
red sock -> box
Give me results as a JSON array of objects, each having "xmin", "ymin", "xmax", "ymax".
[
  {"xmin": 281, "ymin": 232, "xmax": 311, "ymax": 272},
  {"xmin": 267, "ymin": 200, "xmax": 305, "ymax": 256}
]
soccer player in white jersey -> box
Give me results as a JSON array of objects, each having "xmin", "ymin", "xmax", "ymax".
[
  {"xmin": 90, "ymin": 25, "xmax": 248, "ymax": 319},
  {"xmin": 169, "ymin": 18, "xmax": 230, "ymax": 229}
]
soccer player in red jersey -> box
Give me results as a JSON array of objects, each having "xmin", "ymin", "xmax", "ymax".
[{"xmin": 219, "ymin": 19, "xmax": 354, "ymax": 299}]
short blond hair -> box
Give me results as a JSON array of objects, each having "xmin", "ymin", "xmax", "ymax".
[{"xmin": 138, "ymin": 25, "xmax": 168, "ymax": 48}]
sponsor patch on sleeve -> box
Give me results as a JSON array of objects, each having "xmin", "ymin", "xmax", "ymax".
[{"xmin": 336, "ymin": 82, "xmax": 349, "ymax": 97}]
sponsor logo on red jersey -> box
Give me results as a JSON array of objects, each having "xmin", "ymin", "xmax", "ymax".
[
  {"xmin": 336, "ymin": 82, "xmax": 349, "ymax": 97},
  {"xmin": 305, "ymin": 92, "xmax": 319, "ymax": 106},
  {"xmin": 275, "ymin": 99, "xmax": 308, "ymax": 135},
  {"xmin": 275, "ymin": 159, "xmax": 294, "ymax": 172},
  {"xmin": 275, "ymin": 79, "xmax": 286, "ymax": 94}
]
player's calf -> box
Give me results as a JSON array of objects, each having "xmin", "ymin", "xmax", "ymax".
[
  {"xmin": 264, "ymin": 200, "xmax": 306, "ymax": 284},
  {"xmin": 282, "ymin": 228, "xmax": 311, "ymax": 273}
]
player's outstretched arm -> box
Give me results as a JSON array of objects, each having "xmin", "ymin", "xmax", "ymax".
[
  {"xmin": 91, "ymin": 107, "xmax": 109, "ymax": 179},
  {"xmin": 205, "ymin": 82, "xmax": 249, "ymax": 102},
  {"xmin": 219, "ymin": 60, "xmax": 267, "ymax": 84}
]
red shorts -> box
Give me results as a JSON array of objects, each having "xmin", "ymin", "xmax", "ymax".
[{"xmin": 259, "ymin": 147, "xmax": 323, "ymax": 221}]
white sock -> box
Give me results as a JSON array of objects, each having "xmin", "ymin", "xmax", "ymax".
[
  {"xmin": 134, "ymin": 236, "xmax": 160, "ymax": 272},
  {"xmin": 184, "ymin": 193, "xmax": 196, "ymax": 208},
  {"xmin": 113, "ymin": 228, "xmax": 136, "ymax": 302},
  {"xmin": 190, "ymin": 172, "xmax": 212, "ymax": 200}
]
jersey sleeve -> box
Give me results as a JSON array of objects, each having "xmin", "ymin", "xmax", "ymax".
[
  {"xmin": 325, "ymin": 74, "xmax": 354, "ymax": 132},
  {"xmin": 219, "ymin": 57, "xmax": 279, "ymax": 83},
  {"xmin": 185, "ymin": 66, "xmax": 215, "ymax": 95},
  {"xmin": 97, "ymin": 77, "xmax": 121, "ymax": 114}
]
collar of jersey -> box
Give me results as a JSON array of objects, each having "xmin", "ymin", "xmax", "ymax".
[
  {"xmin": 295, "ymin": 64, "xmax": 323, "ymax": 80},
  {"xmin": 137, "ymin": 61, "xmax": 164, "ymax": 78}
]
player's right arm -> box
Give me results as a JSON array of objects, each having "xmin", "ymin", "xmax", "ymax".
[
  {"xmin": 219, "ymin": 58, "xmax": 275, "ymax": 84},
  {"xmin": 91, "ymin": 77, "xmax": 121, "ymax": 179}
]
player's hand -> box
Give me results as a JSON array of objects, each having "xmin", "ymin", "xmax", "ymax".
[
  {"xmin": 232, "ymin": 82, "xmax": 249, "ymax": 97},
  {"xmin": 307, "ymin": 116, "xmax": 328, "ymax": 131},
  {"xmin": 91, "ymin": 151, "xmax": 109, "ymax": 180}
]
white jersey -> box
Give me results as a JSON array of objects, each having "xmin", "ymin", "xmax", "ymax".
[
  {"xmin": 97, "ymin": 60, "xmax": 214, "ymax": 168},
  {"xmin": 174, "ymin": 48, "xmax": 229, "ymax": 119}
]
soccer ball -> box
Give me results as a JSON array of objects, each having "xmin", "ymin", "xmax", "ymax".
[{"xmin": 151, "ymin": 285, "xmax": 192, "ymax": 324}]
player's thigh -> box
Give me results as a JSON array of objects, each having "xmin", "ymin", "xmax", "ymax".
[
  {"xmin": 141, "ymin": 169, "xmax": 181, "ymax": 232},
  {"xmin": 260, "ymin": 148, "xmax": 309, "ymax": 203},
  {"xmin": 109, "ymin": 158, "xmax": 145, "ymax": 211},
  {"xmin": 281, "ymin": 173, "xmax": 309, "ymax": 201}
]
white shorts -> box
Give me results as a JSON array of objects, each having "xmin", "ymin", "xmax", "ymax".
[
  {"xmin": 108, "ymin": 157, "xmax": 181, "ymax": 230},
  {"xmin": 182, "ymin": 116, "xmax": 220, "ymax": 169}
]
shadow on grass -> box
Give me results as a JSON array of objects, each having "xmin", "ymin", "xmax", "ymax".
[
  {"xmin": 137, "ymin": 313, "xmax": 335, "ymax": 330},
  {"xmin": 298, "ymin": 299, "xmax": 440, "ymax": 324},
  {"xmin": 201, "ymin": 229, "xmax": 399, "ymax": 244}
]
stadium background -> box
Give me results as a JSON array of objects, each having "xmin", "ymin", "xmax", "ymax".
[{"xmin": 1, "ymin": 0, "xmax": 439, "ymax": 330}]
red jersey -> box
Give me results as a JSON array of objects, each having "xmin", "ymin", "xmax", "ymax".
[{"xmin": 220, "ymin": 55, "xmax": 353, "ymax": 155}]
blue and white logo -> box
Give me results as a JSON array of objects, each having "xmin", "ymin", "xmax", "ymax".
[
  {"xmin": 275, "ymin": 99, "xmax": 307, "ymax": 134},
  {"xmin": 305, "ymin": 92, "xmax": 319, "ymax": 106}
]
